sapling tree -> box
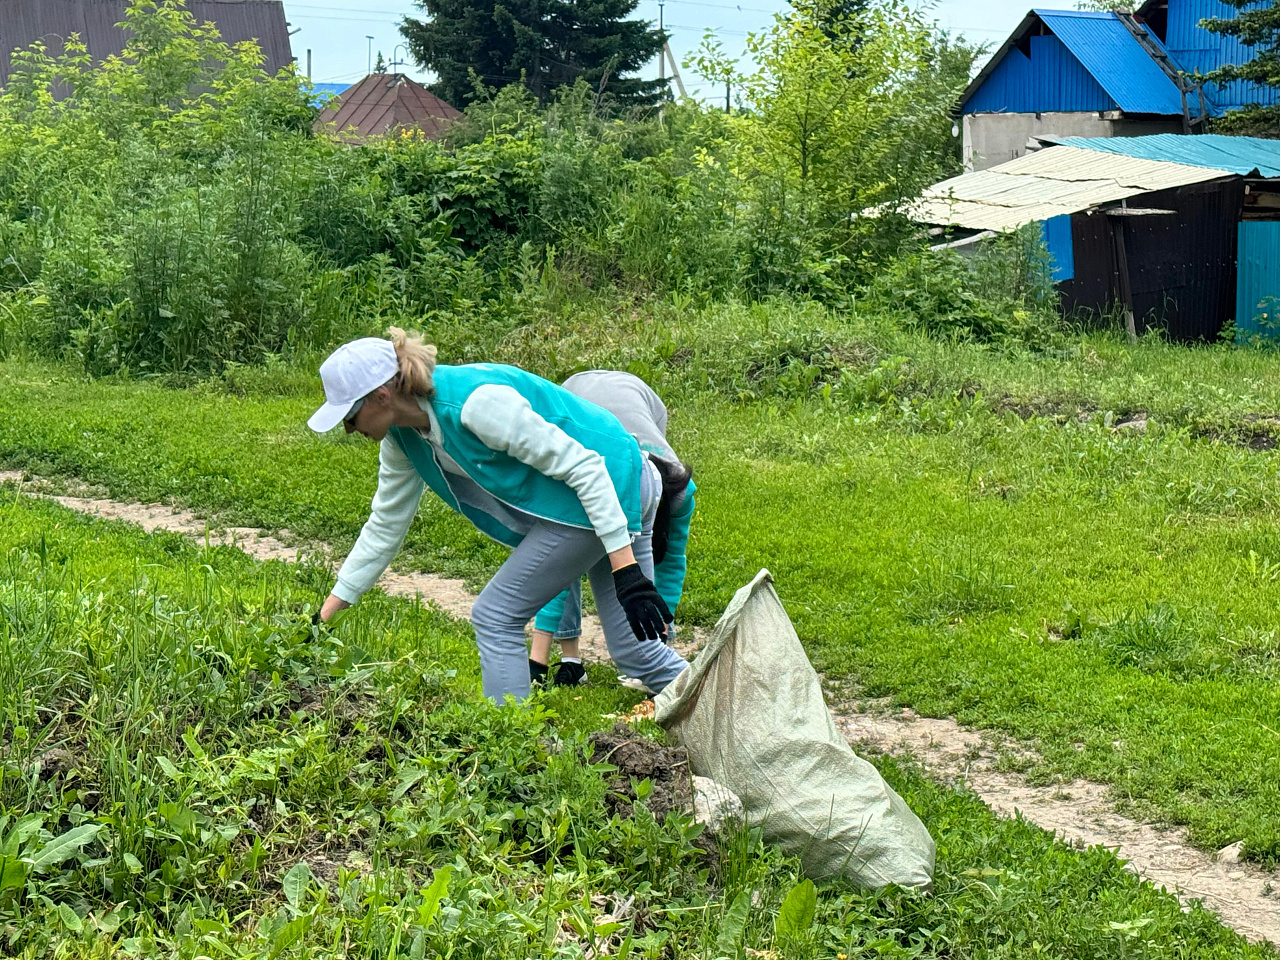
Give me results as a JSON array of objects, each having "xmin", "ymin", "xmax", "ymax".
[{"xmin": 689, "ymin": 0, "xmax": 979, "ymax": 294}]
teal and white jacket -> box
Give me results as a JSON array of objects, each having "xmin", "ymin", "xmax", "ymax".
[{"xmin": 333, "ymin": 363, "xmax": 644, "ymax": 605}]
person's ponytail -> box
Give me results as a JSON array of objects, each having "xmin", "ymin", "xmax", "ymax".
[{"xmin": 387, "ymin": 327, "xmax": 437, "ymax": 400}]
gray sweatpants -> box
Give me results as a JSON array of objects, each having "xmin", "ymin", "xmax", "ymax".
[{"xmin": 470, "ymin": 461, "xmax": 689, "ymax": 703}]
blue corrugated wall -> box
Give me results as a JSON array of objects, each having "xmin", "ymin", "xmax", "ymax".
[
  {"xmin": 964, "ymin": 34, "xmax": 1115, "ymax": 113},
  {"xmin": 1165, "ymin": 0, "xmax": 1280, "ymax": 114},
  {"xmin": 1041, "ymin": 216, "xmax": 1076, "ymax": 283},
  {"xmin": 1235, "ymin": 222, "xmax": 1280, "ymax": 339}
]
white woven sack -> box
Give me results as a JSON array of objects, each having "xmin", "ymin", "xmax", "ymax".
[{"xmin": 655, "ymin": 569, "xmax": 935, "ymax": 888}]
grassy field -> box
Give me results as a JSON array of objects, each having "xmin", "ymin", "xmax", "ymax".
[
  {"xmin": 3, "ymin": 304, "xmax": 1280, "ymax": 872},
  {"xmin": 7, "ymin": 7, "xmax": 1278, "ymax": 953},
  {"xmin": 0, "ymin": 485, "xmax": 1268, "ymax": 956}
]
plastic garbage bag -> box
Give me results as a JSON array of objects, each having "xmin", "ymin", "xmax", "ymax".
[{"xmin": 654, "ymin": 569, "xmax": 935, "ymax": 888}]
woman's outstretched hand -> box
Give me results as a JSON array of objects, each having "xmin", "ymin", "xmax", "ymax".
[{"xmin": 319, "ymin": 593, "xmax": 351, "ymax": 623}]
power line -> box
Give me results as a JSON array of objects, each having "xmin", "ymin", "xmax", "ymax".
[
  {"xmin": 288, "ymin": 2, "xmax": 408, "ymax": 12},
  {"xmin": 287, "ymin": 13, "xmax": 404, "ymax": 24},
  {"xmin": 641, "ymin": 0, "xmax": 779, "ymax": 13},
  {"xmin": 667, "ymin": 23, "xmax": 750, "ymax": 36}
]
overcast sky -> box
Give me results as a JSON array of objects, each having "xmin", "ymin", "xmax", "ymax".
[{"xmin": 284, "ymin": 0, "xmax": 1028, "ymax": 94}]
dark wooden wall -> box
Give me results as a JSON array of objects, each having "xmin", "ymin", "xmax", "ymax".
[{"xmin": 1057, "ymin": 178, "xmax": 1245, "ymax": 341}]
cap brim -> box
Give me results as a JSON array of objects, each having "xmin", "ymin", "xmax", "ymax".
[{"xmin": 307, "ymin": 399, "xmax": 355, "ymax": 433}]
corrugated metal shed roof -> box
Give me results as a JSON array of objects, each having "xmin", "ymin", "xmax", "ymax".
[
  {"xmin": 314, "ymin": 74, "xmax": 461, "ymax": 142},
  {"xmin": 959, "ymin": 9, "xmax": 1186, "ymax": 116},
  {"xmin": 1060, "ymin": 134, "xmax": 1280, "ymax": 178},
  {"xmin": 1033, "ymin": 10, "xmax": 1186, "ymax": 115},
  {"xmin": 0, "ymin": 0, "xmax": 293, "ymax": 85},
  {"xmin": 904, "ymin": 145, "xmax": 1232, "ymax": 231}
]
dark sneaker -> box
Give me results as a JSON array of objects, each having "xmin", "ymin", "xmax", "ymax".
[
  {"xmin": 551, "ymin": 660, "xmax": 587, "ymax": 687},
  {"xmin": 529, "ymin": 659, "xmax": 549, "ymax": 687}
]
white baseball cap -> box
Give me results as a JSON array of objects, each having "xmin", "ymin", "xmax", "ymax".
[{"xmin": 307, "ymin": 337, "xmax": 399, "ymax": 432}]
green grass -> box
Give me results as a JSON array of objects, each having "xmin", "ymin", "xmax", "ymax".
[
  {"xmin": 5, "ymin": 306, "xmax": 1280, "ymax": 867},
  {"xmin": 0, "ymin": 494, "xmax": 1269, "ymax": 957}
]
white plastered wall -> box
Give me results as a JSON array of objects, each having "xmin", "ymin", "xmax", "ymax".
[{"xmin": 962, "ymin": 113, "xmax": 1185, "ymax": 171}]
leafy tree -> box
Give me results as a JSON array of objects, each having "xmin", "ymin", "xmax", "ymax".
[
  {"xmin": 1203, "ymin": 0, "xmax": 1280, "ymax": 135},
  {"xmin": 1073, "ymin": 0, "xmax": 1132, "ymax": 10},
  {"xmin": 401, "ymin": 0, "xmax": 668, "ymax": 109},
  {"xmin": 690, "ymin": 1, "xmax": 979, "ymax": 294}
]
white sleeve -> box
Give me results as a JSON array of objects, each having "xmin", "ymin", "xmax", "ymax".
[
  {"xmin": 333, "ymin": 435, "xmax": 425, "ymax": 603},
  {"xmin": 460, "ymin": 384, "xmax": 633, "ymax": 552}
]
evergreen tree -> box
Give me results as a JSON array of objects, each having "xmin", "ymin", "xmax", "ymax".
[
  {"xmin": 402, "ymin": 0, "xmax": 669, "ymax": 108},
  {"xmin": 1203, "ymin": 0, "xmax": 1280, "ymax": 136},
  {"xmin": 374, "ymin": 51, "xmax": 388, "ymax": 74}
]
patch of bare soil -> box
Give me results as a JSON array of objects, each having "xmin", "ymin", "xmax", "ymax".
[
  {"xmin": 588, "ymin": 724, "xmax": 692, "ymax": 821},
  {"xmin": 1193, "ymin": 414, "xmax": 1280, "ymax": 452},
  {"xmin": 835, "ymin": 702, "xmax": 1280, "ymax": 944},
  {"xmin": 986, "ymin": 402, "xmax": 1280, "ymax": 453},
  {"xmin": 994, "ymin": 394, "xmax": 1095, "ymax": 423},
  {"xmin": 376, "ymin": 570, "xmax": 480, "ymax": 620},
  {"xmin": 7, "ymin": 469, "xmax": 1280, "ymax": 942},
  {"xmin": 0, "ymin": 470, "xmax": 308, "ymax": 563}
]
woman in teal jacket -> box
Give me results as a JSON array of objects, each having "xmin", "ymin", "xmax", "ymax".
[
  {"xmin": 309, "ymin": 330, "xmax": 689, "ymax": 703},
  {"xmin": 530, "ymin": 371, "xmax": 695, "ymax": 688}
]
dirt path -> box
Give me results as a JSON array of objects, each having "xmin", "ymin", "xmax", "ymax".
[{"xmin": 5, "ymin": 469, "xmax": 1278, "ymax": 943}]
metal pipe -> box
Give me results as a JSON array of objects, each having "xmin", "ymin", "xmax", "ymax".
[{"xmin": 392, "ymin": 43, "xmax": 410, "ymax": 75}]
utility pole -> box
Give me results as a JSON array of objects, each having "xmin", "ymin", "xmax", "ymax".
[
  {"xmin": 725, "ymin": 79, "xmax": 730, "ymax": 113},
  {"xmin": 658, "ymin": 2, "xmax": 665, "ymax": 82},
  {"xmin": 306, "ymin": 48, "xmax": 312, "ymax": 80},
  {"xmin": 366, "ymin": 36, "xmax": 375, "ymax": 76}
]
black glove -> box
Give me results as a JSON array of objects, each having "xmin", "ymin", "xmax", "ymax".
[{"xmin": 612, "ymin": 564, "xmax": 672, "ymax": 642}]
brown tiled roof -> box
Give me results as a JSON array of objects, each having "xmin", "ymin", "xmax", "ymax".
[
  {"xmin": 0, "ymin": 0, "xmax": 293, "ymax": 84},
  {"xmin": 314, "ymin": 73, "xmax": 461, "ymax": 142}
]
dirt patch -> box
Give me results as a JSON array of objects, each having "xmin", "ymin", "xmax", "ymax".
[
  {"xmin": 588, "ymin": 724, "xmax": 692, "ymax": 821},
  {"xmin": 984, "ymin": 403, "xmax": 1280, "ymax": 453},
  {"xmin": 0, "ymin": 470, "xmax": 483, "ymax": 614},
  {"xmin": 0, "ymin": 470, "xmax": 310, "ymax": 563},
  {"xmin": 7, "ymin": 469, "xmax": 1280, "ymax": 942},
  {"xmin": 994, "ymin": 394, "xmax": 1095, "ymax": 423},
  {"xmin": 28, "ymin": 747, "xmax": 79, "ymax": 781},
  {"xmin": 835, "ymin": 702, "xmax": 1280, "ymax": 944},
  {"xmin": 1193, "ymin": 415, "xmax": 1280, "ymax": 452},
  {"xmin": 378, "ymin": 570, "xmax": 480, "ymax": 621}
]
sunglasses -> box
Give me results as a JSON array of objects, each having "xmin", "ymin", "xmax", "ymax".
[{"xmin": 343, "ymin": 397, "xmax": 366, "ymax": 425}]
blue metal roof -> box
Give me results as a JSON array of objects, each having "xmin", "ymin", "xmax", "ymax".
[
  {"xmin": 311, "ymin": 83, "xmax": 350, "ymax": 98},
  {"xmin": 1033, "ymin": 10, "xmax": 1187, "ymax": 115},
  {"xmin": 1059, "ymin": 134, "xmax": 1280, "ymax": 177},
  {"xmin": 962, "ymin": 3, "xmax": 1278, "ymax": 120},
  {"xmin": 308, "ymin": 83, "xmax": 351, "ymax": 107}
]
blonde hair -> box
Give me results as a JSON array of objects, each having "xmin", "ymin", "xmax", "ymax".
[{"xmin": 387, "ymin": 327, "xmax": 438, "ymax": 399}]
